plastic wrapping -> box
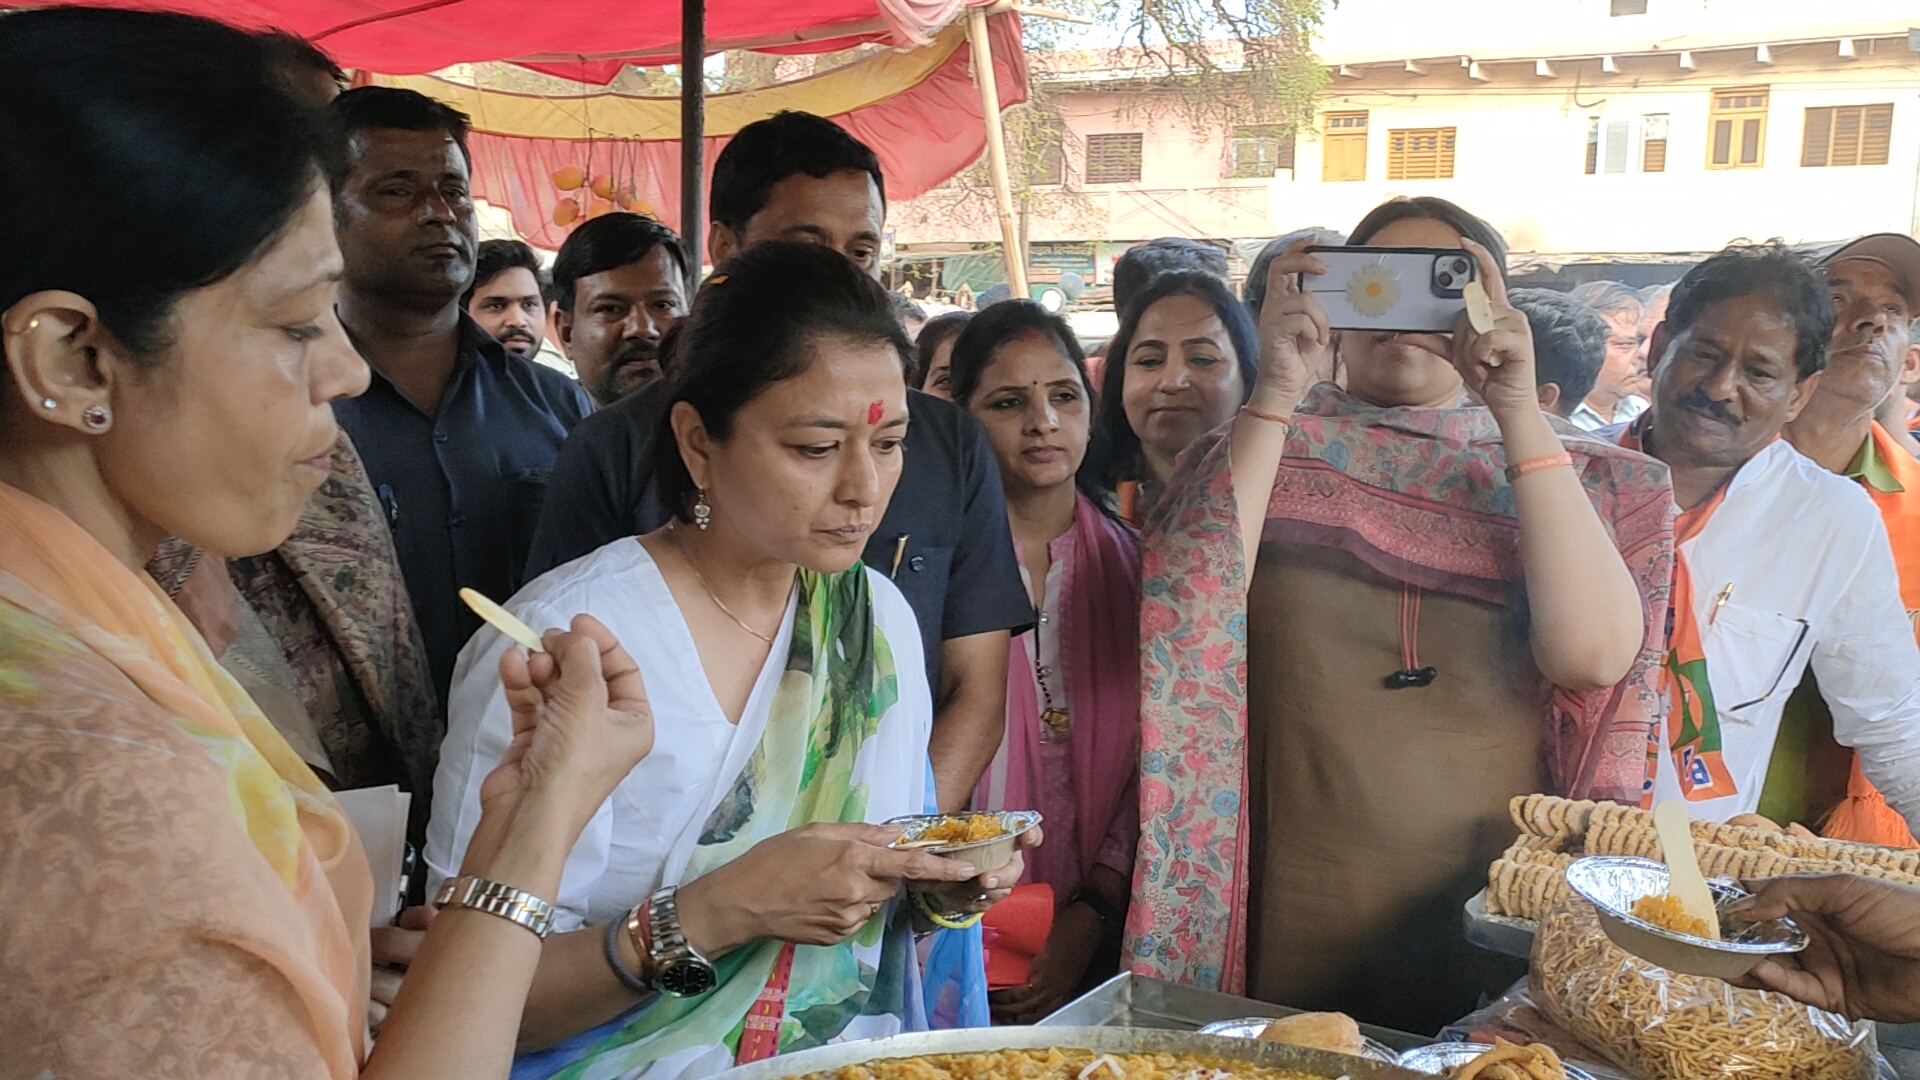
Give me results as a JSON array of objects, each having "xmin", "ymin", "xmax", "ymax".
[
  {"xmin": 1437, "ymin": 980, "xmax": 1632, "ymax": 1080},
  {"xmin": 1530, "ymin": 898, "xmax": 1886, "ymax": 1080}
]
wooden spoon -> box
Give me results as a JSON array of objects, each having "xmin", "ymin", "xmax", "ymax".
[
  {"xmin": 459, "ymin": 588, "xmax": 547, "ymax": 653},
  {"xmin": 1653, "ymin": 800, "xmax": 1721, "ymax": 940}
]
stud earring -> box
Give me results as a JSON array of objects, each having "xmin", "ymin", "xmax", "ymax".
[
  {"xmin": 693, "ymin": 489, "xmax": 712, "ymax": 531},
  {"xmin": 40, "ymin": 398, "xmax": 57, "ymax": 410},
  {"xmin": 81, "ymin": 405, "xmax": 111, "ymax": 431},
  {"xmin": 26, "ymin": 318, "xmax": 40, "ymax": 332}
]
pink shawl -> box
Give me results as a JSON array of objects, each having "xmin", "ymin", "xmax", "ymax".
[
  {"xmin": 974, "ymin": 491, "xmax": 1142, "ymax": 889},
  {"xmin": 1125, "ymin": 384, "xmax": 1675, "ymax": 994}
]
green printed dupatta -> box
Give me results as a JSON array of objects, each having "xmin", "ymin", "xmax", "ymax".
[{"xmin": 545, "ymin": 568, "xmax": 930, "ymax": 1080}]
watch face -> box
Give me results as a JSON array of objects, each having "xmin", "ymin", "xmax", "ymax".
[{"xmin": 660, "ymin": 957, "xmax": 718, "ymax": 998}]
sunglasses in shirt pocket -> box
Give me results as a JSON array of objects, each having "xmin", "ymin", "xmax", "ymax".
[{"xmin": 1706, "ymin": 602, "xmax": 1813, "ymax": 723}]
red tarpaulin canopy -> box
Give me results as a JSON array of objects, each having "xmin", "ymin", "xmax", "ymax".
[{"xmin": 94, "ymin": 0, "xmax": 978, "ymax": 82}]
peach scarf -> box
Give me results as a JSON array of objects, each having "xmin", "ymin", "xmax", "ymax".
[{"xmin": 0, "ymin": 482, "xmax": 370, "ymax": 1077}]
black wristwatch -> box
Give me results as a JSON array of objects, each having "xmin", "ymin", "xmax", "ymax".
[{"xmin": 648, "ymin": 886, "xmax": 718, "ymax": 997}]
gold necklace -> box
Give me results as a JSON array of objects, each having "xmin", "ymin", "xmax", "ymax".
[{"xmin": 672, "ymin": 526, "xmax": 782, "ymax": 644}]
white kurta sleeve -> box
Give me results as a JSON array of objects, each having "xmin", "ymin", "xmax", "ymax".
[{"xmin": 422, "ymin": 595, "xmax": 616, "ymax": 933}]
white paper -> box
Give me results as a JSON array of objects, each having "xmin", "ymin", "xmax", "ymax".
[{"xmin": 334, "ymin": 784, "xmax": 411, "ymax": 926}]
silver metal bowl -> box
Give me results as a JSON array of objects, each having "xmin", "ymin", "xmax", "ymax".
[
  {"xmin": 1397, "ymin": 1043, "xmax": 1596, "ymax": 1079},
  {"xmin": 1197, "ymin": 1018, "xmax": 1399, "ymax": 1065},
  {"xmin": 707, "ymin": 1026, "xmax": 1429, "ymax": 1080},
  {"xmin": 886, "ymin": 810, "xmax": 1042, "ymax": 875},
  {"xmin": 1563, "ymin": 856, "xmax": 1807, "ymax": 980}
]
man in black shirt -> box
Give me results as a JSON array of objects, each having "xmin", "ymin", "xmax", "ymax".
[
  {"xmin": 527, "ymin": 111, "xmax": 1031, "ymax": 810},
  {"xmin": 330, "ymin": 88, "xmax": 593, "ymax": 705}
]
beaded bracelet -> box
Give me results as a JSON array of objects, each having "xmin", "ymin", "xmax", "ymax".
[
  {"xmin": 915, "ymin": 890, "xmax": 984, "ymax": 931},
  {"xmin": 1505, "ymin": 450, "xmax": 1574, "ymax": 485}
]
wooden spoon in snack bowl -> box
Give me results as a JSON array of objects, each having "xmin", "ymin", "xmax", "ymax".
[{"xmin": 1652, "ymin": 800, "xmax": 1721, "ymax": 941}]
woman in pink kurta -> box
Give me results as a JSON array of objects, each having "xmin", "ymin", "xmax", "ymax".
[{"xmin": 947, "ymin": 301, "xmax": 1142, "ymax": 1023}]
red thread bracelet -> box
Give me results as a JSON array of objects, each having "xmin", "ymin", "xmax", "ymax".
[
  {"xmin": 1241, "ymin": 404, "xmax": 1293, "ymax": 426},
  {"xmin": 1505, "ymin": 451, "xmax": 1573, "ymax": 484}
]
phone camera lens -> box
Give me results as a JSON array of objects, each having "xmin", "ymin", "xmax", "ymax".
[
  {"xmin": 1437, "ymin": 272, "xmax": 1455, "ymax": 287},
  {"xmin": 1453, "ymin": 258, "xmax": 1471, "ymax": 275}
]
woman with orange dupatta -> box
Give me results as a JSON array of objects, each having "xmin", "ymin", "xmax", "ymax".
[
  {"xmin": 1127, "ymin": 198, "xmax": 1675, "ymax": 1034},
  {"xmin": 0, "ymin": 10, "xmax": 652, "ymax": 1079},
  {"xmin": 945, "ymin": 301, "xmax": 1142, "ymax": 1023}
]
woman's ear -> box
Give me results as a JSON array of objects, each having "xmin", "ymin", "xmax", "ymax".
[
  {"xmin": 4, "ymin": 291, "xmax": 128, "ymax": 435},
  {"xmin": 668, "ymin": 399, "xmax": 715, "ymax": 492}
]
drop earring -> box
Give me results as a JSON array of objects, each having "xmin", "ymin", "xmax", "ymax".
[
  {"xmin": 81, "ymin": 405, "xmax": 111, "ymax": 431},
  {"xmin": 693, "ymin": 489, "xmax": 712, "ymax": 531}
]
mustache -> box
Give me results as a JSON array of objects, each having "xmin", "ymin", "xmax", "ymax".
[
  {"xmin": 498, "ymin": 328, "xmax": 537, "ymax": 345},
  {"xmin": 1677, "ymin": 390, "xmax": 1738, "ymax": 426},
  {"xmin": 613, "ymin": 339, "xmax": 661, "ymax": 366}
]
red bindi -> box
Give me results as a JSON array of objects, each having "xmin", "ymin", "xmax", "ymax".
[{"xmin": 868, "ymin": 400, "xmax": 885, "ymax": 426}]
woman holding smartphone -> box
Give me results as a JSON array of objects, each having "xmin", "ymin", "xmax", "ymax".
[{"xmin": 1127, "ymin": 197, "xmax": 1675, "ymax": 1032}]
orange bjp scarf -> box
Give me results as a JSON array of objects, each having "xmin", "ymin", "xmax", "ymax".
[
  {"xmin": 1824, "ymin": 423, "xmax": 1920, "ymax": 848},
  {"xmin": 0, "ymin": 482, "xmax": 371, "ymax": 1076}
]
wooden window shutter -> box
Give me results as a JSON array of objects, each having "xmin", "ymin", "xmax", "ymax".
[{"xmin": 1086, "ymin": 133, "xmax": 1144, "ymax": 184}]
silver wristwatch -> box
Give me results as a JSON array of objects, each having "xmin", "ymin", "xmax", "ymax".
[
  {"xmin": 648, "ymin": 885, "xmax": 718, "ymax": 997},
  {"xmin": 434, "ymin": 875, "xmax": 556, "ymax": 939}
]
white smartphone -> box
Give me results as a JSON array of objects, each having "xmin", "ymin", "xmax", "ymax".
[{"xmin": 1303, "ymin": 246, "xmax": 1479, "ymax": 333}]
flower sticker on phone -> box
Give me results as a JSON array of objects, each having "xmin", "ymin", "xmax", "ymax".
[{"xmin": 1346, "ymin": 263, "xmax": 1400, "ymax": 318}]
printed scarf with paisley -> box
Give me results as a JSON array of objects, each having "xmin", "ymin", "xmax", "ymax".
[{"xmin": 1128, "ymin": 384, "xmax": 1674, "ymax": 994}]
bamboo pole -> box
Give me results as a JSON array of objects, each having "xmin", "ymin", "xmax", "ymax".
[{"xmin": 966, "ymin": 8, "xmax": 1028, "ymax": 300}]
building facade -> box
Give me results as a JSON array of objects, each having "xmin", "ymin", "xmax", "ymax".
[{"xmin": 890, "ymin": 0, "xmax": 1920, "ymax": 279}]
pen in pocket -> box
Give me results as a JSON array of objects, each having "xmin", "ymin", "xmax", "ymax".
[{"xmin": 889, "ymin": 534, "xmax": 909, "ymax": 578}]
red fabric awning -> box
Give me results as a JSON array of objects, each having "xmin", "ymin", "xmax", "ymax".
[
  {"xmin": 433, "ymin": 14, "xmax": 1025, "ymax": 248},
  {"xmin": 91, "ymin": 0, "xmax": 977, "ymax": 81}
]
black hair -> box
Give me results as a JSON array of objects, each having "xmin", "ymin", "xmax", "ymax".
[
  {"xmin": 1348, "ymin": 197, "xmax": 1509, "ymax": 283},
  {"xmin": 948, "ymin": 300, "xmax": 1089, "ymax": 407},
  {"xmin": 1510, "ymin": 288, "xmax": 1607, "ymax": 415},
  {"xmin": 1663, "ymin": 243, "xmax": 1834, "ymax": 382},
  {"xmin": 329, "ymin": 86, "xmax": 472, "ymax": 181},
  {"xmin": 709, "ymin": 111, "xmax": 885, "ymax": 236},
  {"xmin": 652, "ymin": 241, "xmax": 913, "ymax": 522},
  {"xmin": 257, "ymin": 29, "xmax": 346, "ymax": 101},
  {"xmin": 0, "ymin": 8, "xmax": 331, "ymax": 357},
  {"xmin": 550, "ymin": 213, "xmax": 687, "ymax": 315},
  {"xmin": 464, "ymin": 239, "xmax": 548, "ymax": 307},
  {"xmin": 1567, "ymin": 280, "xmax": 1643, "ymax": 320},
  {"xmin": 912, "ymin": 310, "xmax": 972, "ymax": 389},
  {"xmin": 1245, "ymin": 227, "xmax": 1345, "ymax": 319},
  {"xmin": 1086, "ymin": 270, "xmax": 1259, "ymax": 491},
  {"xmin": 1112, "ymin": 238, "xmax": 1229, "ymax": 314},
  {"xmin": 889, "ymin": 291, "xmax": 928, "ymax": 327}
]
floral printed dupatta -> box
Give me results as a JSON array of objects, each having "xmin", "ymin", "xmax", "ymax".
[
  {"xmin": 1125, "ymin": 385, "xmax": 1674, "ymax": 994},
  {"xmin": 540, "ymin": 568, "xmax": 930, "ymax": 1080}
]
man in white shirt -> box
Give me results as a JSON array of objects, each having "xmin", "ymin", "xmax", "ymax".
[
  {"xmin": 1569, "ymin": 280, "xmax": 1651, "ymax": 431},
  {"xmin": 1615, "ymin": 243, "xmax": 1920, "ymax": 829}
]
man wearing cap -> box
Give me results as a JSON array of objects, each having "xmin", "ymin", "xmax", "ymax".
[
  {"xmin": 1612, "ymin": 243, "xmax": 1920, "ymax": 832},
  {"xmin": 1776, "ymin": 234, "xmax": 1920, "ymax": 845}
]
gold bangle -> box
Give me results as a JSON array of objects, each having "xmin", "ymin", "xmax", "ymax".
[
  {"xmin": 915, "ymin": 890, "xmax": 983, "ymax": 930},
  {"xmin": 1240, "ymin": 404, "xmax": 1293, "ymax": 427}
]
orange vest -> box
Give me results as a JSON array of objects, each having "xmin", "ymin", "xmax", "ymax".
[{"xmin": 1823, "ymin": 423, "xmax": 1920, "ymax": 847}]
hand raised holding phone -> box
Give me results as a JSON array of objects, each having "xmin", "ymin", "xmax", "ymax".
[{"xmin": 1448, "ymin": 238, "xmax": 1541, "ymax": 421}]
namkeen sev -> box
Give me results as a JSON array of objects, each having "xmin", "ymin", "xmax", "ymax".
[
  {"xmin": 804, "ymin": 1049, "xmax": 1328, "ymax": 1080},
  {"xmin": 1532, "ymin": 900, "xmax": 1876, "ymax": 1080}
]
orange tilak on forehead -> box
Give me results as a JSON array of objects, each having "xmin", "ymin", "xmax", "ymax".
[{"xmin": 868, "ymin": 400, "xmax": 885, "ymax": 426}]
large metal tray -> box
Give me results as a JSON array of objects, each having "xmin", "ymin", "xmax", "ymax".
[
  {"xmin": 708, "ymin": 1026, "xmax": 1429, "ymax": 1080},
  {"xmin": 1040, "ymin": 973, "xmax": 1427, "ymax": 1054}
]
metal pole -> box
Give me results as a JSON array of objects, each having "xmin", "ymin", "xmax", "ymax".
[
  {"xmin": 680, "ymin": 0, "xmax": 706, "ymax": 287},
  {"xmin": 966, "ymin": 9, "xmax": 1028, "ymax": 299}
]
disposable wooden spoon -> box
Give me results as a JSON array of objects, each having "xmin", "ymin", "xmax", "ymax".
[
  {"xmin": 459, "ymin": 587, "xmax": 547, "ymax": 653},
  {"xmin": 1653, "ymin": 800, "xmax": 1721, "ymax": 940}
]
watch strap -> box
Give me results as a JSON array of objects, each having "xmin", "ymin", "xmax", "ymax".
[{"xmin": 434, "ymin": 875, "xmax": 556, "ymax": 939}]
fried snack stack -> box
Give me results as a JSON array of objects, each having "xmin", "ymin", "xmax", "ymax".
[{"xmin": 1484, "ymin": 795, "xmax": 1920, "ymax": 922}]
